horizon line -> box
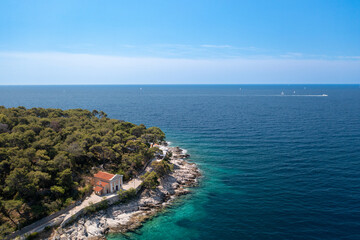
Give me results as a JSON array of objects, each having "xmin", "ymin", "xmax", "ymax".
[{"xmin": 0, "ymin": 83, "xmax": 359, "ymax": 86}]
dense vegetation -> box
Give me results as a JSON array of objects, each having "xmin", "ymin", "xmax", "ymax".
[{"xmin": 0, "ymin": 106, "xmax": 165, "ymax": 237}]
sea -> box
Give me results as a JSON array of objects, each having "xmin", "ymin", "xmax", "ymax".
[{"xmin": 0, "ymin": 85, "xmax": 359, "ymax": 240}]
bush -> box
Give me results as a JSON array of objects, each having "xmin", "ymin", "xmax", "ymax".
[
  {"xmin": 96, "ymin": 200, "xmax": 108, "ymax": 211},
  {"xmin": 79, "ymin": 184, "xmax": 93, "ymax": 198},
  {"xmin": 83, "ymin": 200, "xmax": 108, "ymax": 215},
  {"xmin": 152, "ymin": 160, "xmax": 173, "ymax": 177},
  {"xmin": 64, "ymin": 197, "xmax": 74, "ymax": 207},
  {"xmin": 44, "ymin": 225, "xmax": 52, "ymax": 231},
  {"xmin": 25, "ymin": 232, "xmax": 39, "ymax": 240},
  {"xmin": 163, "ymin": 151, "xmax": 172, "ymax": 161},
  {"xmin": 117, "ymin": 188, "xmax": 137, "ymax": 202},
  {"xmin": 141, "ymin": 171, "xmax": 159, "ymax": 189},
  {"xmin": 126, "ymin": 188, "xmax": 137, "ymax": 199},
  {"xmin": 83, "ymin": 202, "xmax": 97, "ymax": 214},
  {"xmin": 0, "ymin": 222, "xmax": 15, "ymax": 240}
]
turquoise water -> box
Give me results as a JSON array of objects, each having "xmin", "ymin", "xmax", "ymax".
[{"xmin": 0, "ymin": 85, "xmax": 359, "ymax": 239}]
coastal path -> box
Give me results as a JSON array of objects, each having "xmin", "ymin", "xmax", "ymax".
[
  {"xmin": 8, "ymin": 178, "xmax": 144, "ymax": 240},
  {"xmin": 9, "ymin": 152, "xmax": 164, "ymax": 239}
]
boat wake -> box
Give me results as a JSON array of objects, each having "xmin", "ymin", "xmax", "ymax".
[
  {"xmin": 279, "ymin": 94, "xmax": 328, "ymax": 97},
  {"xmin": 238, "ymin": 94, "xmax": 329, "ymax": 97}
]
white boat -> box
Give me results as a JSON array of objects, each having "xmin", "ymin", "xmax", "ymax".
[
  {"xmin": 322, "ymin": 94, "xmax": 328, "ymax": 96},
  {"xmin": 281, "ymin": 91, "xmax": 284, "ymax": 96}
]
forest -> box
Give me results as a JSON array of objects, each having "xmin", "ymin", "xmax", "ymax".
[{"xmin": 0, "ymin": 106, "xmax": 165, "ymax": 237}]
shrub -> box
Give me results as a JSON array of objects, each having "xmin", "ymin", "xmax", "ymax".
[
  {"xmin": 125, "ymin": 188, "xmax": 137, "ymax": 199},
  {"xmin": 25, "ymin": 232, "xmax": 39, "ymax": 240},
  {"xmin": 152, "ymin": 160, "xmax": 173, "ymax": 177},
  {"xmin": 163, "ymin": 151, "xmax": 172, "ymax": 161},
  {"xmin": 64, "ymin": 197, "xmax": 74, "ymax": 207},
  {"xmin": 83, "ymin": 202, "xmax": 96, "ymax": 214},
  {"xmin": 141, "ymin": 171, "xmax": 159, "ymax": 189},
  {"xmin": 44, "ymin": 225, "xmax": 52, "ymax": 231},
  {"xmin": 79, "ymin": 184, "xmax": 93, "ymax": 198},
  {"xmin": 117, "ymin": 188, "xmax": 137, "ymax": 202},
  {"xmin": 83, "ymin": 200, "xmax": 108, "ymax": 215},
  {"xmin": 0, "ymin": 222, "xmax": 15, "ymax": 240}
]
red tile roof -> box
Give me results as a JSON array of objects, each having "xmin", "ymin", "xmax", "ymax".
[
  {"xmin": 94, "ymin": 171, "xmax": 115, "ymax": 181},
  {"xmin": 96, "ymin": 181, "xmax": 109, "ymax": 187},
  {"xmin": 94, "ymin": 186, "xmax": 103, "ymax": 192}
]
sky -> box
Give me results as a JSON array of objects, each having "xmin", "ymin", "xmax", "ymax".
[{"xmin": 0, "ymin": 0, "xmax": 359, "ymax": 85}]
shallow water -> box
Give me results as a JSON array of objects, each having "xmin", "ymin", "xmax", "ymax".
[{"xmin": 1, "ymin": 85, "xmax": 359, "ymax": 240}]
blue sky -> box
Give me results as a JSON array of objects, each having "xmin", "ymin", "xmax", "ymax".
[{"xmin": 0, "ymin": 0, "xmax": 359, "ymax": 84}]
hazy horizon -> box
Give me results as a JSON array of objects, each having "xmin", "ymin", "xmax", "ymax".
[{"xmin": 0, "ymin": 83, "xmax": 359, "ymax": 86}]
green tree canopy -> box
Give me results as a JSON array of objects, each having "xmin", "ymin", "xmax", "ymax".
[{"xmin": 0, "ymin": 106, "xmax": 166, "ymax": 238}]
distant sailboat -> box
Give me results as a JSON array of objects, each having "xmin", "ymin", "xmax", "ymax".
[
  {"xmin": 281, "ymin": 91, "xmax": 285, "ymax": 96},
  {"xmin": 293, "ymin": 91, "xmax": 296, "ymax": 94}
]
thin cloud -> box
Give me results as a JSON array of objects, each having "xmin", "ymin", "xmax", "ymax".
[
  {"xmin": 280, "ymin": 52, "xmax": 304, "ymax": 58},
  {"xmin": 201, "ymin": 44, "xmax": 233, "ymax": 48},
  {"xmin": 337, "ymin": 56, "xmax": 360, "ymax": 60},
  {"xmin": 1, "ymin": 51, "xmax": 360, "ymax": 85},
  {"xmin": 103, "ymin": 44, "xmax": 265, "ymax": 58},
  {"xmin": 200, "ymin": 45, "xmax": 261, "ymax": 52}
]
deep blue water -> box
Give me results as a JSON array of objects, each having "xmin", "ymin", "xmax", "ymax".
[{"xmin": 1, "ymin": 85, "xmax": 360, "ymax": 240}]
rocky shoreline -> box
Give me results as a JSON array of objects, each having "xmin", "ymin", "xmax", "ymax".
[{"xmin": 54, "ymin": 144, "xmax": 201, "ymax": 240}]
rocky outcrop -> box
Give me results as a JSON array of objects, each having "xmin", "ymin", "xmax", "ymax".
[{"xmin": 54, "ymin": 145, "xmax": 201, "ymax": 240}]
